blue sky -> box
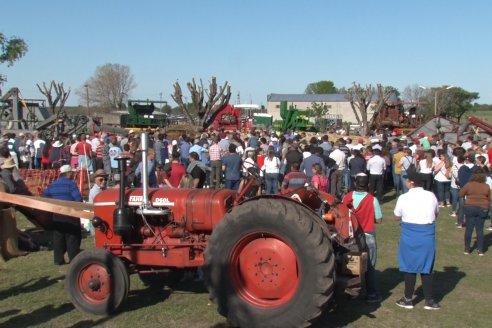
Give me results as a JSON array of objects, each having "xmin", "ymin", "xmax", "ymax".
[{"xmin": 1, "ymin": 0, "xmax": 491, "ymax": 107}]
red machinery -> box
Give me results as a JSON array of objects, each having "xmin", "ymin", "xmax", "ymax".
[
  {"xmin": 212, "ymin": 104, "xmax": 243, "ymax": 131},
  {"xmin": 63, "ymin": 133, "xmax": 367, "ymax": 328}
]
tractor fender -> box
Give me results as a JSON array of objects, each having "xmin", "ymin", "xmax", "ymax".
[{"xmin": 237, "ymin": 194, "xmax": 333, "ymax": 238}]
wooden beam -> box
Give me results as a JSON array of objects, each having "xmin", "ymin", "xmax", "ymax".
[{"xmin": 0, "ymin": 192, "xmax": 94, "ymax": 219}]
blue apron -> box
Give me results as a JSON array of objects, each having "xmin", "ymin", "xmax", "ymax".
[{"xmin": 398, "ymin": 221, "xmax": 436, "ymax": 274}]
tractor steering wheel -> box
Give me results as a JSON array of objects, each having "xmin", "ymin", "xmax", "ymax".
[{"xmin": 242, "ymin": 162, "xmax": 262, "ymax": 180}]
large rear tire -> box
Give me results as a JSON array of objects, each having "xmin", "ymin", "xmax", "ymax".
[
  {"xmin": 205, "ymin": 198, "xmax": 335, "ymax": 328},
  {"xmin": 66, "ymin": 248, "xmax": 130, "ymax": 315}
]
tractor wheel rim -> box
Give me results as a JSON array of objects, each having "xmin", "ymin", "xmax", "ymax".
[
  {"xmin": 230, "ymin": 232, "xmax": 299, "ymax": 308},
  {"xmin": 77, "ymin": 262, "xmax": 111, "ymax": 304}
]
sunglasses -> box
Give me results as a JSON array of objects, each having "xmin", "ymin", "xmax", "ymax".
[{"xmin": 97, "ymin": 177, "xmax": 108, "ymax": 182}]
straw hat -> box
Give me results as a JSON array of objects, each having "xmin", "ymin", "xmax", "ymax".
[
  {"xmin": 59, "ymin": 164, "xmax": 72, "ymax": 174},
  {"xmin": 93, "ymin": 169, "xmax": 108, "ymax": 179},
  {"xmin": 53, "ymin": 140, "xmax": 64, "ymax": 148},
  {"xmin": 1, "ymin": 158, "xmax": 16, "ymax": 169}
]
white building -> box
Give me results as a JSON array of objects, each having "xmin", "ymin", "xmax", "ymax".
[{"xmin": 266, "ymin": 93, "xmax": 377, "ymax": 124}]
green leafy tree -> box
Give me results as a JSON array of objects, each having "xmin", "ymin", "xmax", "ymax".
[
  {"xmin": 0, "ymin": 33, "xmax": 28, "ymax": 93},
  {"xmin": 305, "ymin": 80, "xmax": 338, "ymax": 94},
  {"xmin": 439, "ymin": 87, "xmax": 479, "ymax": 122},
  {"xmin": 0, "ymin": 33, "xmax": 28, "ymax": 66},
  {"xmin": 307, "ymin": 102, "xmax": 331, "ymax": 131}
]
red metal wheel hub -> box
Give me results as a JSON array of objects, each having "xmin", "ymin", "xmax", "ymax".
[
  {"xmin": 77, "ymin": 262, "xmax": 111, "ymax": 304},
  {"xmin": 230, "ymin": 233, "xmax": 299, "ymax": 308}
]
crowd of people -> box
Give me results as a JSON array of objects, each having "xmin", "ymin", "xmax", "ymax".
[{"xmin": 2, "ymin": 126, "xmax": 492, "ymax": 311}]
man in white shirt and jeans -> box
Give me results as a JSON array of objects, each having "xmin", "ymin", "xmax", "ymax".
[
  {"xmin": 366, "ymin": 149, "xmax": 386, "ymax": 202},
  {"xmin": 329, "ymin": 141, "xmax": 346, "ymax": 197}
]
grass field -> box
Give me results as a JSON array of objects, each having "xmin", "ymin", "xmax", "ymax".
[{"xmin": 1, "ymin": 193, "xmax": 491, "ymax": 328}]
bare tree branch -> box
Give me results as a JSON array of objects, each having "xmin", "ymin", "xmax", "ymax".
[{"xmin": 171, "ymin": 81, "xmax": 196, "ymax": 124}]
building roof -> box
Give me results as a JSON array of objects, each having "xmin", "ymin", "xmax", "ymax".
[
  {"xmin": 267, "ymin": 93, "xmax": 400, "ymax": 103},
  {"xmin": 267, "ymin": 93, "xmax": 348, "ymax": 102}
]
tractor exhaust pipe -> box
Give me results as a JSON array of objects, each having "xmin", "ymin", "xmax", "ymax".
[
  {"xmin": 113, "ymin": 155, "xmax": 133, "ymax": 235},
  {"xmin": 138, "ymin": 132, "xmax": 169, "ymax": 216},
  {"xmin": 141, "ymin": 132, "xmax": 151, "ymax": 208}
]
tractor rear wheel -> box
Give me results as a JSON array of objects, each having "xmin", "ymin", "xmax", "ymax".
[
  {"xmin": 66, "ymin": 248, "xmax": 130, "ymax": 315},
  {"xmin": 205, "ymin": 198, "xmax": 335, "ymax": 328}
]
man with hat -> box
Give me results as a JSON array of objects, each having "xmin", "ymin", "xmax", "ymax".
[
  {"xmin": 43, "ymin": 164, "xmax": 83, "ymax": 265},
  {"xmin": 88, "ymin": 169, "xmax": 108, "ymax": 204},
  {"xmin": 393, "ymin": 168, "xmax": 440, "ymax": 310},
  {"xmin": 342, "ymin": 173, "xmax": 382, "ymax": 303},
  {"xmin": 419, "ymin": 132, "xmax": 430, "ymax": 150}
]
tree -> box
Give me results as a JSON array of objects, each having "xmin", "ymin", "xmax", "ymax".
[
  {"xmin": 401, "ymin": 84, "xmax": 426, "ymax": 106},
  {"xmin": 0, "ymin": 33, "xmax": 28, "ymax": 94},
  {"xmin": 346, "ymin": 82, "xmax": 395, "ymax": 135},
  {"xmin": 79, "ymin": 63, "xmax": 136, "ymax": 110},
  {"xmin": 438, "ymin": 87, "xmax": 479, "ymax": 122},
  {"xmin": 307, "ymin": 102, "xmax": 331, "ymax": 131},
  {"xmin": 305, "ymin": 80, "xmax": 338, "ymax": 94},
  {"xmin": 172, "ymin": 76, "xmax": 231, "ymax": 129},
  {"xmin": 37, "ymin": 80, "xmax": 71, "ymax": 116}
]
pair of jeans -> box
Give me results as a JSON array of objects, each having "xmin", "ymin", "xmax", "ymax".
[
  {"xmin": 209, "ymin": 160, "xmax": 222, "ymax": 189},
  {"xmin": 330, "ymin": 170, "xmax": 344, "ymax": 197},
  {"xmin": 368, "ymin": 174, "xmax": 384, "ymax": 202},
  {"xmin": 392, "ymin": 165, "xmax": 401, "ymax": 196},
  {"xmin": 365, "ymin": 233, "xmax": 378, "ymax": 296},
  {"xmin": 458, "ymin": 197, "xmax": 465, "ymax": 225},
  {"xmin": 463, "ymin": 205, "xmax": 488, "ymax": 252},
  {"xmin": 264, "ymin": 173, "xmax": 279, "ymax": 194},
  {"xmin": 435, "ymin": 181, "xmax": 451, "ymax": 204},
  {"xmin": 225, "ymin": 179, "xmax": 240, "ymax": 191},
  {"xmin": 400, "ymin": 170, "xmax": 409, "ymax": 194},
  {"xmin": 450, "ymin": 187, "xmax": 459, "ymax": 212}
]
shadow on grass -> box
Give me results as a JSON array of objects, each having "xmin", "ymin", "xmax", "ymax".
[
  {"xmin": 0, "ymin": 276, "xmax": 62, "ymax": 301},
  {"xmin": 413, "ymin": 266, "xmax": 466, "ymax": 305},
  {"xmin": 66, "ymin": 287, "xmax": 174, "ymax": 328},
  {"xmin": 314, "ymin": 266, "xmax": 465, "ymax": 327},
  {"xmin": 0, "ymin": 303, "xmax": 72, "ymax": 328},
  {"xmin": 0, "ymin": 309, "xmax": 20, "ymax": 319},
  {"xmin": 314, "ymin": 267, "xmax": 402, "ymax": 328}
]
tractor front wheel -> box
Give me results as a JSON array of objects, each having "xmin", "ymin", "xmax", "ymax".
[
  {"xmin": 205, "ymin": 198, "xmax": 335, "ymax": 328},
  {"xmin": 66, "ymin": 248, "xmax": 130, "ymax": 315}
]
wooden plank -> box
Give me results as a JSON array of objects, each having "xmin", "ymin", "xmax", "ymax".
[{"xmin": 0, "ymin": 191, "xmax": 94, "ymax": 219}]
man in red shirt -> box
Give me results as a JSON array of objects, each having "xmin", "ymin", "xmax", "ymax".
[
  {"xmin": 76, "ymin": 134, "xmax": 94, "ymax": 173},
  {"xmin": 161, "ymin": 152, "xmax": 186, "ymax": 188}
]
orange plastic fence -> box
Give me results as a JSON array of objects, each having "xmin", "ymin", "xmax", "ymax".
[{"xmin": 19, "ymin": 169, "xmax": 89, "ymax": 197}]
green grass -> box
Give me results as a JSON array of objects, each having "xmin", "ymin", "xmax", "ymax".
[{"xmin": 1, "ymin": 194, "xmax": 491, "ymax": 328}]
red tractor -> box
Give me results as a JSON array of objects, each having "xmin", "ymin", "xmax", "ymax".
[{"xmin": 65, "ymin": 133, "xmax": 367, "ymax": 327}]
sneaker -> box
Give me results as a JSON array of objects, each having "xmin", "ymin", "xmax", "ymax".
[
  {"xmin": 438, "ymin": 203, "xmax": 445, "ymax": 208},
  {"xmin": 464, "ymin": 250, "xmax": 470, "ymax": 255},
  {"xmin": 456, "ymin": 223, "xmax": 464, "ymax": 228},
  {"xmin": 450, "ymin": 212, "xmax": 457, "ymax": 217},
  {"xmin": 478, "ymin": 251, "xmax": 484, "ymax": 256},
  {"xmin": 396, "ymin": 297, "xmax": 414, "ymax": 309},
  {"xmin": 424, "ymin": 299, "xmax": 441, "ymax": 310},
  {"xmin": 487, "ymin": 226, "xmax": 492, "ymax": 231},
  {"xmin": 365, "ymin": 294, "xmax": 382, "ymax": 303},
  {"xmin": 446, "ymin": 203, "xmax": 451, "ymax": 207}
]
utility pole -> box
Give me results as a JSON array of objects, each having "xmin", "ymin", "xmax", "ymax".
[{"xmin": 84, "ymin": 84, "xmax": 90, "ymax": 116}]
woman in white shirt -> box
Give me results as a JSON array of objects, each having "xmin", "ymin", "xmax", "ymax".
[
  {"xmin": 261, "ymin": 147, "xmax": 280, "ymax": 194},
  {"xmin": 419, "ymin": 151, "xmax": 434, "ymax": 191},
  {"xmin": 433, "ymin": 150, "xmax": 452, "ymax": 207}
]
